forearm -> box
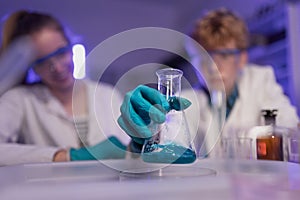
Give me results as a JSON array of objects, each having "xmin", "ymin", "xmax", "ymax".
[{"xmin": 0, "ymin": 143, "xmax": 60, "ymax": 166}]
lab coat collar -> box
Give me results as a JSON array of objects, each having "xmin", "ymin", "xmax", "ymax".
[{"xmin": 30, "ymin": 84, "xmax": 73, "ymax": 121}]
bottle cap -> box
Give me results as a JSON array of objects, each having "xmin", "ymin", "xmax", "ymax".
[{"xmin": 262, "ymin": 109, "xmax": 278, "ymax": 125}]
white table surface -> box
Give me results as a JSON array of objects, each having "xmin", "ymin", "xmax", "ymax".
[{"xmin": 0, "ymin": 158, "xmax": 299, "ymax": 200}]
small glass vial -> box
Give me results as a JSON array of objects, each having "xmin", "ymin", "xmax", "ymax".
[
  {"xmin": 256, "ymin": 109, "xmax": 283, "ymax": 161},
  {"xmin": 141, "ymin": 68, "xmax": 196, "ymax": 164}
]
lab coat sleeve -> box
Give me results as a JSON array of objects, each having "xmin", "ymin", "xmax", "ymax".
[
  {"xmin": 0, "ymin": 144, "xmax": 59, "ymax": 166},
  {"xmin": 259, "ymin": 66, "xmax": 299, "ymax": 127},
  {"xmin": 89, "ymin": 81, "xmax": 130, "ymax": 146},
  {"xmin": 0, "ymin": 88, "xmax": 24, "ymax": 142},
  {"xmin": 0, "ymin": 88, "xmax": 60, "ymax": 166},
  {"xmin": 108, "ymin": 84, "xmax": 131, "ymax": 145}
]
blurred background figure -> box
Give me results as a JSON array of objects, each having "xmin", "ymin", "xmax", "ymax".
[
  {"xmin": 0, "ymin": 10, "xmax": 129, "ymax": 165},
  {"xmin": 117, "ymin": 8, "xmax": 300, "ymax": 160},
  {"xmin": 183, "ymin": 8, "xmax": 299, "ymax": 157}
]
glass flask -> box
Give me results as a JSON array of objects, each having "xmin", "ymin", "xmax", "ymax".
[{"xmin": 141, "ymin": 68, "xmax": 196, "ymax": 164}]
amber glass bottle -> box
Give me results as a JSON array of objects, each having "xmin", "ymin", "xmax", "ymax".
[{"xmin": 256, "ymin": 109, "xmax": 283, "ymax": 161}]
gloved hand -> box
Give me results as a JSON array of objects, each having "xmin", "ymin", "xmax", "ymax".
[
  {"xmin": 117, "ymin": 85, "xmax": 191, "ymax": 149},
  {"xmin": 70, "ymin": 136, "xmax": 127, "ymax": 161}
]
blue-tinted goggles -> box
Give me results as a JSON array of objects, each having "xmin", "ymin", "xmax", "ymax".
[{"xmin": 30, "ymin": 45, "xmax": 72, "ymax": 68}]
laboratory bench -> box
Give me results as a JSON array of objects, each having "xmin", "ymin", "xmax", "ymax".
[{"xmin": 0, "ymin": 158, "xmax": 299, "ymax": 200}]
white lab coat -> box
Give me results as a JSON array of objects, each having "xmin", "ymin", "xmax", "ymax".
[
  {"xmin": 0, "ymin": 79, "xmax": 130, "ymax": 165},
  {"xmin": 182, "ymin": 64, "xmax": 299, "ymax": 157}
]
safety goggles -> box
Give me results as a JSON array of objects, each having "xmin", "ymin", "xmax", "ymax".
[{"xmin": 30, "ymin": 45, "xmax": 72, "ymax": 69}]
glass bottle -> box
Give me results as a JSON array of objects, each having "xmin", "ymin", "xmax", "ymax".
[
  {"xmin": 141, "ymin": 68, "xmax": 196, "ymax": 164},
  {"xmin": 256, "ymin": 109, "xmax": 283, "ymax": 161}
]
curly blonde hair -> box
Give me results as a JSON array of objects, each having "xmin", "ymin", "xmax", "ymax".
[{"xmin": 192, "ymin": 8, "xmax": 249, "ymax": 51}]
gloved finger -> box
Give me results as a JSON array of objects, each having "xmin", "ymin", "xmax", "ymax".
[
  {"xmin": 136, "ymin": 85, "xmax": 170, "ymax": 111},
  {"xmin": 168, "ymin": 96, "xmax": 192, "ymax": 111},
  {"xmin": 117, "ymin": 115, "xmax": 152, "ymax": 141},
  {"xmin": 131, "ymin": 91, "xmax": 167, "ymax": 124},
  {"xmin": 121, "ymin": 89, "xmax": 166, "ymax": 127},
  {"xmin": 120, "ymin": 92, "xmax": 152, "ymax": 130},
  {"xmin": 131, "ymin": 85, "xmax": 168, "ymax": 124}
]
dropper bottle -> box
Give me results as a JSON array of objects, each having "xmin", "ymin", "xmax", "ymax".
[{"xmin": 256, "ymin": 109, "xmax": 283, "ymax": 161}]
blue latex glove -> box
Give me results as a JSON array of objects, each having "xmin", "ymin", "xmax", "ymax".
[
  {"xmin": 70, "ymin": 136, "xmax": 126, "ymax": 160},
  {"xmin": 117, "ymin": 85, "xmax": 191, "ymax": 148}
]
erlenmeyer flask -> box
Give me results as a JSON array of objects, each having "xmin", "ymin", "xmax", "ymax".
[{"xmin": 141, "ymin": 68, "xmax": 196, "ymax": 164}]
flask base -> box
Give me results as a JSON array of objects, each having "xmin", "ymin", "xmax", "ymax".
[{"xmin": 142, "ymin": 143, "xmax": 197, "ymax": 164}]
